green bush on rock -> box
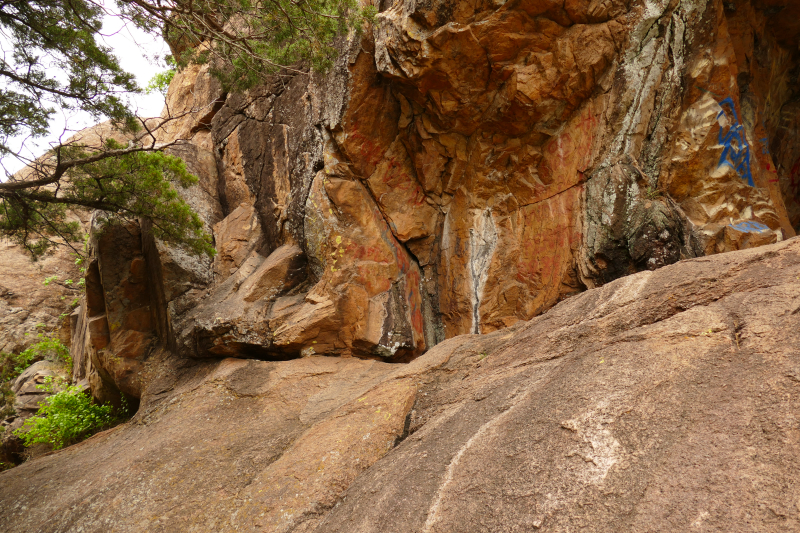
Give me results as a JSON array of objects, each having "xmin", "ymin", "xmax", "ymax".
[
  {"xmin": 12, "ymin": 334, "xmax": 72, "ymax": 378},
  {"xmin": 1, "ymin": 334, "xmax": 72, "ymax": 421},
  {"xmin": 13, "ymin": 377, "xmax": 116, "ymax": 450}
]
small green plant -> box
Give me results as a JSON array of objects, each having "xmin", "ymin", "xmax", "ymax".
[
  {"xmin": 7, "ymin": 334, "xmax": 71, "ymax": 378},
  {"xmin": 645, "ymin": 186, "xmax": 664, "ymax": 200},
  {"xmin": 13, "ymin": 377, "xmax": 115, "ymax": 450},
  {"xmin": 10, "ymin": 350, "xmax": 34, "ymax": 377},
  {"xmin": 43, "ymin": 275, "xmax": 59, "ymax": 286},
  {"xmin": 145, "ymin": 56, "xmax": 177, "ymax": 95}
]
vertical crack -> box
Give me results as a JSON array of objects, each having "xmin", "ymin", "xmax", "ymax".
[{"xmin": 468, "ymin": 208, "xmax": 498, "ymax": 334}]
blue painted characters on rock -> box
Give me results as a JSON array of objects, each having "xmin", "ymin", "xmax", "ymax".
[
  {"xmin": 716, "ymin": 97, "xmax": 754, "ymax": 187},
  {"xmin": 729, "ymin": 220, "xmax": 769, "ymax": 233}
]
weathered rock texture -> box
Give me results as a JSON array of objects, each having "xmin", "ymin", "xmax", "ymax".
[
  {"xmin": 62, "ymin": 0, "xmax": 800, "ymax": 383},
  {"xmin": 3, "ymin": 0, "xmax": 800, "ymax": 525},
  {"xmin": 0, "ymin": 241, "xmax": 79, "ymax": 354},
  {"xmin": 1, "ymin": 232, "xmax": 799, "ymax": 532}
]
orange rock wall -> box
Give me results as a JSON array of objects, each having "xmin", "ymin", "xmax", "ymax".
[{"xmin": 68, "ymin": 0, "xmax": 800, "ymax": 396}]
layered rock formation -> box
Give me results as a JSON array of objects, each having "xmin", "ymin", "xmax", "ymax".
[
  {"xmin": 1, "ymin": 230, "xmax": 798, "ymax": 532},
  {"xmin": 66, "ymin": 0, "xmax": 800, "ymax": 391}
]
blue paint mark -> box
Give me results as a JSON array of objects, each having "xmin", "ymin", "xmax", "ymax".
[
  {"xmin": 729, "ymin": 220, "xmax": 769, "ymax": 233},
  {"xmin": 717, "ymin": 98, "xmax": 754, "ymax": 187}
]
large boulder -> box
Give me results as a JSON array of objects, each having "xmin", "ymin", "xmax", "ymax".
[
  {"xmin": 10, "ymin": 361, "xmax": 68, "ymax": 418},
  {"xmin": 1, "ymin": 236, "xmax": 798, "ymax": 532}
]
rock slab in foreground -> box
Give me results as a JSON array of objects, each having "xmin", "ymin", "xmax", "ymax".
[{"xmin": 1, "ymin": 238, "xmax": 799, "ymax": 532}]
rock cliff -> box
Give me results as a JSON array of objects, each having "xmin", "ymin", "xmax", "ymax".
[
  {"xmin": 2, "ymin": 0, "xmax": 800, "ymax": 529},
  {"xmin": 0, "ymin": 241, "xmax": 79, "ymax": 355},
  {"xmin": 69, "ymin": 0, "xmax": 800, "ymax": 391}
]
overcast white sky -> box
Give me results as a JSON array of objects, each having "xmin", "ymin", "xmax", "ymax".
[{"xmin": 1, "ymin": 6, "xmax": 169, "ymax": 176}]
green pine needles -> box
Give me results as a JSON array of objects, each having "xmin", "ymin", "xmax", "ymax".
[
  {"xmin": 0, "ymin": 0, "xmax": 139, "ymax": 148},
  {"xmin": 2, "ymin": 0, "xmax": 372, "ymax": 260},
  {"xmin": 1, "ymin": 138, "xmax": 215, "ymax": 259},
  {"xmin": 1, "ymin": 0, "xmax": 216, "ymax": 259},
  {"xmin": 124, "ymin": 0, "xmax": 377, "ymax": 92}
]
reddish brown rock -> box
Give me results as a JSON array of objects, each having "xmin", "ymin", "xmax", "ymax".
[
  {"xmin": 212, "ymin": 203, "xmax": 266, "ymax": 281},
  {"xmin": 218, "ymin": 128, "xmax": 256, "ymax": 208},
  {"xmin": 3, "ymin": 0, "xmax": 800, "ymax": 529},
  {"xmin": 1, "ymin": 233, "xmax": 798, "ymax": 533},
  {"xmin": 0, "ymin": 355, "xmax": 414, "ymax": 532},
  {"xmin": 177, "ymin": 244, "xmax": 307, "ymax": 358},
  {"xmin": 14, "ymin": 0, "xmax": 800, "ymax": 409},
  {"xmin": 258, "ymin": 171, "xmax": 427, "ymax": 359},
  {"xmin": 154, "ymin": 55, "xmax": 225, "ymax": 149},
  {"xmin": 78, "ymin": 219, "xmax": 157, "ymax": 398}
]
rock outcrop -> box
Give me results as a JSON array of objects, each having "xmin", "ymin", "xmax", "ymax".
[
  {"xmin": 64, "ymin": 0, "xmax": 800, "ymax": 395},
  {"xmin": 1, "ymin": 232, "xmax": 798, "ymax": 532},
  {"xmin": 2, "ymin": 0, "xmax": 800, "ymax": 528}
]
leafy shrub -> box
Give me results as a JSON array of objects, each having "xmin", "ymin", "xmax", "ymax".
[
  {"xmin": 145, "ymin": 56, "xmax": 176, "ymax": 95},
  {"xmin": 13, "ymin": 377, "xmax": 115, "ymax": 450},
  {"xmin": 1, "ymin": 334, "xmax": 71, "ymax": 422},
  {"xmin": 10, "ymin": 334, "xmax": 72, "ymax": 378}
]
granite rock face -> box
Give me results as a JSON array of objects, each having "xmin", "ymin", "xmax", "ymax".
[
  {"xmin": 0, "ymin": 241, "xmax": 80, "ymax": 355},
  {"xmin": 62, "ymin": 0, "xmax": 800, "ymax": 387},
  {"xmin": 2, "ymin": 0, "xmax": 800, "ymax": 527},
  {"xmin": 1, "ymin": 230, "xmax": 798, "ymax": 533}
]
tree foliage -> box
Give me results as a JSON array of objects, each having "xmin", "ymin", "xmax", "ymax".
[
  {"xmin": 1, "ymin": 136, "xmax": 215, "ymax": 258},
  {"xmin": 0, "ymin": 0, "xmax": 139, "ymax": 148},
  {"xmin": 1, "ymin": 0, "xmax": 370, "ymax": 259},
  {"xmin": 121, "ymin": 0, "xmax": 375, "ymax": 92},
  {"xmin": 0, "ymin": 0, "xmax": 217, "ymax": 258}
]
